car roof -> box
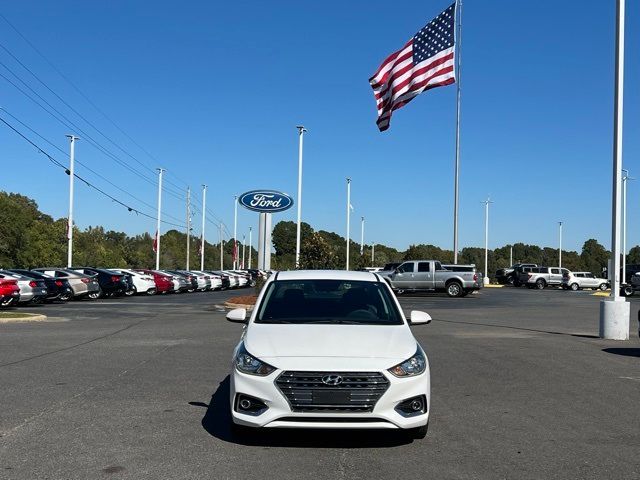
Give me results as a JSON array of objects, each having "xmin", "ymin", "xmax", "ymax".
[{"xmin": 274, "ymin": 270, "xmax": 379, "ymax": 282}]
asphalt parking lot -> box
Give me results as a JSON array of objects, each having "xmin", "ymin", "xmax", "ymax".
[{"xmin": 1, "ymin": 287, "xmax": 639, "ymax": 480}]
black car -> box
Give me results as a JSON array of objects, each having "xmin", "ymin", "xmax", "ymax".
[
  {"xmin": 71, "ymin": 267, "xmax": 128, "ymax": 297},
  {"xmin": 7, "ymin": 269, "xmax": 73, "ymax": 302}
]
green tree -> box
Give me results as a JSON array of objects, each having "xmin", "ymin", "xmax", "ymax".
[
  {"xmin": 581, "ymin": 239, "xmax": 609, "ymax": 276},
  {"xmin": 272, "ymin": 221, "xmax": 313, "ymax": 257},
  {"xmin": 299, "ymin": 232, "xmax": 339, "ymax": 269}
]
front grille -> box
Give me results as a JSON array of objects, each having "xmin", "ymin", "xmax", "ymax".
[{"xmin": 275, "ymin": 371, "xmax": 389, "ymax": 413}]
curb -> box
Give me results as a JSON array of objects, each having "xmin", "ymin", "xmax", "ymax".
[
  {"xmin": 0, "ymin": 313, "xmax": 48, "ymax": 323},
  {"xmin": 223, "ymin": 301, "xmax": 255, "ymax": 311},
  {"xmin": 484, "ymin": 285, "xmax": 504, "ymax": 288},
  {"xmin": 591, "ymin": 292, "xmax": 611, "ymax": 297}
]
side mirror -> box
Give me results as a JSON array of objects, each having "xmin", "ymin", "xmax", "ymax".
[
  {"xmin": 409, "ymin": 310, "xmax": 432, "ymax": 325},
  {"xmin": 226, "ymin": 308, "xmax": 247, "ymax": 323}
]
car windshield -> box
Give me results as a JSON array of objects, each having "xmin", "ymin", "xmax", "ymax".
[{"xmin": 255, "ymin": 279, "xmax": 403, "ymax": 325}]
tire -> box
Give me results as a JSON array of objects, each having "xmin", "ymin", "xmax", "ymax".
[
  {"xmin": 570, "ymin": 283, "xmax": 579, "ymax": 291},
  {"xmin": 408, "ymin": 422, "xmax": 429, "ymax": 439},
  {"xmin": 1, "ymin": 297, "xmax": 15, "ymax": 307},
  {"xmin": 446, "ymin": 281, "xmax": 463, "ymax": 297},
  {"xmin": 124, "ymin": 286, "xmax": 137, "ymax": 296},
  {"xmin": 59, "ymin": 291, "xmax": 73, "ymax": 302},
  {"xmin": 622, "ymin": 285, "xmax": 634, "ymax": 297},
  {"xmin": 146, "ymin": 288, "xmax": 157, "ymax": 296},
  {"xmin": 599, "ymin": 283, "xmax": 608, "ymax": 291},
  {"xmin": 535, "ymin": 279, "xmax": 546, "ymax": 290},
  {"xmin": 507, "ymin": 276, "xmax": 515, "ymax": 286},
  {"xmin": 87, "ymin": 288, "xmax": 101, "ymax": 300}
]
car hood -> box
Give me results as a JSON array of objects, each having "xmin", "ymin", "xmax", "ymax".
[{"xmin": 244, "ymin": 324, "xmax": 416, "ymax": 365}]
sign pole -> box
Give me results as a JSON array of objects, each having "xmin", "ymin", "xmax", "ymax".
[
  {"xmin": 248, "ymin": 227, "xmax": 252, "ymax": 269},
  {"xmin": 233, "ymin": 195, "xmax": 238, "ymax": 269},
  {"xmin": 600, "ymin": 0, "xmax": 629, "ymax": 340}
]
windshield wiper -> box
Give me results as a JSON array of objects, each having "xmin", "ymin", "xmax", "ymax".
[{"xmin": 302, "ymin": 319, "xmax": 364, "ymax": 324}]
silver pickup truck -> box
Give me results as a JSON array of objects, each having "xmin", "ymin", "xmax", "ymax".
[{"xmin": 378, "ymin": 260, "xmax": 482, "ymax": 297}]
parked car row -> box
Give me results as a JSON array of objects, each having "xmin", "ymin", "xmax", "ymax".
[{"xmin": 0, "ymin": 267, "xmax": 266, "ymax": 308}]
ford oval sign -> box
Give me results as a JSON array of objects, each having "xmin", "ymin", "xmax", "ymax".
[{"xmin": 238, "ymin": 190, "xmax": 294, "ymax": 213}]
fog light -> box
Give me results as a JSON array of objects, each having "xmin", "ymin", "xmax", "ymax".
[
  {"xmin": 234, "ymin": 394, "xmax": 268, "ymax": 416},
  {"xmin": 395, "ymin": 395, "xmax": 427, "ymax": 417}
]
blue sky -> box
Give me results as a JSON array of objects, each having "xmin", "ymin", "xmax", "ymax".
[{"xmin": 0, "ymin": 1, "xmax": 638, "ymax": 254}]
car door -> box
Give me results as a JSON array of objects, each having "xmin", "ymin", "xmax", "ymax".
[
  {"xmin": 393, "ymin": 262, "xmax": 416, "ymax": 289},
  {"xmin": 549, "ymin": 268, "xmax": 562, "ymax": 284},
  {"xmin": 583, "ymin": 273, "xmax": 597, "ymax": 288},
  {"xmin": 414, "ymin": 262, "xmax": 435, "ymax": 289}
]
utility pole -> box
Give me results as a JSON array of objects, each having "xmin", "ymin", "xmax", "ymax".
[
  {"xmin": 482, "ymin": 197, "xmax": 493, "ymax": 285},
  {"xmin": 600, "ymin": 0, "xmax": 629, "ymax": 340},
  {"xmin": 558, "ymin": 221, "xmax": 563, "ymax": 269},
  {"xmin": 248, "ymin": 227, "xmax": 253, "ymax": 269},
  {"xmin": 65, "ymin": 135, "xmax": 78, "ymax": 268},
  {"xmin": 186, "ymin": 187, "xmax": 191, "ymax": 270},
  {"xmin": 510, "ymin": 245, "xmax": 513, "ymax": 267},
  {"xmin": 200, "ymin": 184, "xmax": 207, "ymax": 271},
  {"xmin": 219, "ymin": 223, "xmax": 224, "ymax": 271},
  {"xmin": 360, "ymin": 216, "xmax": 365, "ymax": 255},
  {"xmin": 346, "ymin": 178, "xmax": 351, "ymax": 270},
  {"xmin": 233, "ymin": 196, "xmax": 238, "ymax": 269},
  {"xmin": 155, "ymin": 168, "xmax": 164, "ymax": 270},
  {"xmin": 295, "ymin": 125, "xmax": 306, "ymax": 268}
]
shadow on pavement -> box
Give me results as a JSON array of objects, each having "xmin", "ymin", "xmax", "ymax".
[
  {"xmin": 602, "ymin": 348, "xmax": 640, "ymax": 357},
  {"xmin": 195, "ymin": 376, "xmax": 413, "ymax": 448}
]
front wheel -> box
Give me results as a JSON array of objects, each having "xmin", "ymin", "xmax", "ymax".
[
  {"xmin": 146, "ymin": 288, "xmax": 157, "ymax": 296},
  {"xmin": 535, "ymin": 279, "xmax": 546, "ymax": 290},
  {"xmin": 570, "ymin": 283, "xmax": 579, "ymax": 291},
  {"xmin": 446, "ymin": 282, "xmax": 462, "ymax": 297},
  {"xmin": 622, "ymin": 285, "xmax": 634, "ymax": 297},
  {"xmin": 124, "ymin": 286, "xmax": 136, "ymax": 296},
  {"xmin": 599, "ymin": 283, "xmax": 608, "ymax": 291}
]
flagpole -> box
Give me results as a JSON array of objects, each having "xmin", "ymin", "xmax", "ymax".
[
  {"xmin": 346, "ymin": 178, "xmax": 351, "ymax": 270},
  {"xmin": 453, "ymin": 0, "xmax": 463, "ymax": 264}
]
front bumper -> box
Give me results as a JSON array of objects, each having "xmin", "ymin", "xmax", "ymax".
[{"xmin": 230, "ymin": 367, "xmax": 430, "ymax": 430}]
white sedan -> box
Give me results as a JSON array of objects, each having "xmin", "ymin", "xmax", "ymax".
[
  {"xmin": 226, "ymin": 270, "xmax": 431, "ymax": 438},
  {"xmin": 115, "ymin": 269, "xmax": 157, "ymax": 295}
]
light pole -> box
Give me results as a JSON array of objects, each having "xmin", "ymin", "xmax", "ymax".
[
  {"xmin": 248, "ymin": 227, "xmax": 253, "ymax": 269},
  {"xmin": 600, "ymin": 0, "xmax": 629, "ymax": 340},
  {"xmin": 482, "ymin": 197, "xmax": 493, "ymax": 285},
  {"xmin": 219, "ymin": 223, "xmax": 224, "ymax": 271},
  {"xmin": 510, "ymin": 245, "xmax": 513, "ymax": 267},
  {"xmin": 295, "ymin": 125, "xmax": 306, "ymax": 268},
  {"xmin": 360, "ymin": 217, "xmax": 365, "ymax": 255},
  {"xmin": 65, "ymin": 135, "xmax": 78, "ymax": 268},
  {"xmin": 201, "ymin": 184, "xmax": 207, "ymax": 271},
  {"xmin": 186, "ymin": 187, "xmax": 191, "ymax": 270},
  {"xmin": 346, "ymin": 178, "xmax": 351, "ymax": 270},
  {"xmin": 242, "ymin": 234, "xmax": 246, "ymax": 269},
  {"xmin": 371, "ymin": 242, "xmax": 375, "ymax": 267},
  {"xmin": 155, "ymin": 168, "xmax": 164, "ymax": 270},
  {"xmin": 233, "ymin": 195, "xmax": 238, "ymax": 269},
  {"xmin": 558, "ymin": 221, "xmax": 563, "ymax": 269},
  {"xmin": 622, "ymin": 169, "xmax": 633, "ymax": 277}
]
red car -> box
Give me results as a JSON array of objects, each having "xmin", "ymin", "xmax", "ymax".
[
  {"xmin": 0, "ymin": 278, "xmax": 20, "ymax": 307},
  {"xmin": 133, "ymin": 269, "xmax": 174, "ymax": 294}
]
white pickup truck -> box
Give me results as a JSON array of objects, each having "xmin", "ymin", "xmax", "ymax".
[
  {"xmin": 520, "ymin": 267, "xmax": 570, "ymax": 289},
  {"xmin": 378, "ymin": 260, "xmax": 482, "ymax": 297}
]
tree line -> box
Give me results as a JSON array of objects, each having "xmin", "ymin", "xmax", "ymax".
[{"xmin": 2, "ymin": 191, "xmax": 636, "ymax": 277}]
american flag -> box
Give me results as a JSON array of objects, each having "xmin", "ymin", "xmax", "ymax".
[{"xmin": 369, "ymin": 3, "xmax": 456, "ymax": 132}]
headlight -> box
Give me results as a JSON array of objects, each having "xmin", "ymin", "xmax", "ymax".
[
  {"xmin": 235, "ymin": 343, "xmax": 276, "ymax": 376},
  {"xmin": 388, "ymin": 347, "xmax": 426, "ymax": 377}
]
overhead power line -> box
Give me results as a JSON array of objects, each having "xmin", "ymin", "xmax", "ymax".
[{"xmin": 0, "ymin": 114, "xmax": 186, "ymax": 229}]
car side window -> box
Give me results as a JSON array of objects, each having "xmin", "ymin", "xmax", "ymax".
[
  {"xmin": 397, "ymin": 263, "xmax": 414, "ymax": 273},
  {"xmin": 550, "ymin": 268, "xmax": 560, "ymax": 274},
  {"xmin": 575, "ymin": 273, "xmax": 584, "ymax": 278},
  {"xmin": 55, "ymin": 271, "xmax": 67, "ymax": 277},
  {"xmin": 586, "ymin": 273, "xmax": 594, "ymax": 278},
  {"xmin": 418, "ymin": 262, "xmax": 430, "ymax": 273}
]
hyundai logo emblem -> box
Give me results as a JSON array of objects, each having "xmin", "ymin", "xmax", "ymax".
[{"xmin": 321, "ymin": 374, "xmax": 343, "ymax": 386}]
